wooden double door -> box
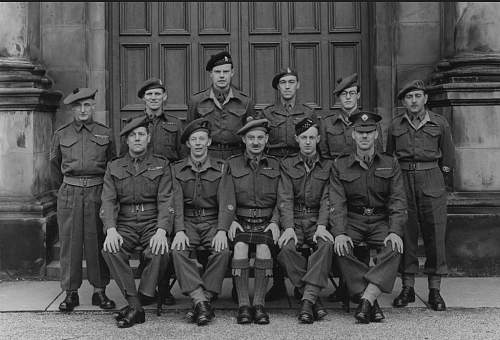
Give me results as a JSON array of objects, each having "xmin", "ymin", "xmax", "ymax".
[{"xmin": 109, "ymin": 2, "xmax": 370, "ymax": 139}]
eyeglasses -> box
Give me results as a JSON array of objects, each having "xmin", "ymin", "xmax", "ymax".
[{"xmin": 340, "ymin": 90, "xmax": 358, "ymax": 97}]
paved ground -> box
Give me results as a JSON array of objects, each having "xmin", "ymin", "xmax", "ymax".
[{"xmin": 1, "ymin": 277, "xmax": 500, "ymax": 339}]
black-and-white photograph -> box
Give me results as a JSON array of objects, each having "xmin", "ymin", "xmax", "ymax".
[{"xmin": 1, "ymin": 2, "xmax": 500, "ymax": 339}]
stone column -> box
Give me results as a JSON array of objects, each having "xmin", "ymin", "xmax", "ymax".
[
  {"xmin": 0, "ymin": 2, "xmax": 62, "ymax": 278},
  {"xmin": 428, "ymin": 2, "xmax": 500, "ymax": 275}
]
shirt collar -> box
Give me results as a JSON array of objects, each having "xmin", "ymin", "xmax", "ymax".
[
  {"xmin": 209, "ymin": 87, "xmax": 235, "ymax": 108},
  {"xmin": 403, "ymin": 110, "xmax": 430, "ymax": 130},
  {"xmin": 186, "ymin": 155, "xmax": 211, "ymax": 173},
  {"xmin": 73, "ymin": 119, "xmax": 94, "ymax": 132}
]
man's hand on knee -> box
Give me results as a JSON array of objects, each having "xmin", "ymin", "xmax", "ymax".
[
  {"xmin": 212, "ymin": 230, "xmax": 228, "ymax": 252},
  {"xmin": 103, "ymin": 227, "xmax": 123, "ymax": 253},
  {"xmin": 150, "ymin": 228, "xmax": 169, "ymax": 255},
  {"xmin": 313, "ymin": 225, "xmax": 334, "ymax": 244},
  {"xmin": 384, "ymin": 233, "xmax": 403, "ymax": 253},
  {"xmin": 264, "ymin": 222, "xmax": 280, "ymax": 244},
  {"xmin": 334, "ymin": 234, "xmax": 353, "ymax": 256},
  {"xmin": 278, "ymin": 227, "xmax": 297, "ymax": 248},
  {"xmin": 228, "ymin": 221, "xmax": 243, "ymax": 241},
  {"xmin": 171, "ymin": 231, "xmax": 189, "ymax": 251}
]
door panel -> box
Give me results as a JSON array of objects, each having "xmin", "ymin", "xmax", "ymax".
[{"xmin": 110, "ymin": 2, "xmax": 370, "ymax": 141}]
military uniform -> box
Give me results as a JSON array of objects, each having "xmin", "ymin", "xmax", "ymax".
[
  {"xmin": 170, "ymin": 156, "xmax": 231, "ymax": 296},
  {"xmin": 100, "ymin": 149, "xmax": 174, "ymax": 300},
  {"xmin": 187, "ymin": 87, "xmax": 255, "ymax": 159},
  {"xmin": 319, "ymin": 108, "xmax": 384, "ymax": 159},
  {"xmin": 276, "ymin": 153, "xmax": 334, "ymax": 298},
  {"xmin": 330, "ymin": 151, "xmax": 407, "ymax": 296},
  {"xmin": 387, "ymin": 83, "xmax": 454, "ymax": 283},
  {"xmin": 260, "ymin": 102, "xmax": 317, "ymax": 158},
  {"xmin": 50, "ymin": 94, "xmax": 115, "ymax": 293}
]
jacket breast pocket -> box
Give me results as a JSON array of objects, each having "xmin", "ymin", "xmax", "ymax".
[
  {"xmin": 268, "ymin": 116, "xmax": 288, "ymax": 145},
  {"xmin": 111, "ymin": 170, "xmax": 132, "ymax": 198},
  {"xmin": 197, "ymin": 104, "xmax": 215, "ymax": 117},
  {"xmin": 326, "ymin": 125, "xmax": 348, "ymax": 154},
  {"xmin": 373, "ymin": 169, "xmax": 394, "ymax": 195},
  {"xmin": 60, "ymin": 136, "xmax": 79, "ymax": 161},
  {"xmin": 159, "ymin": 123, "xmax": 179, "ymax": 147},
  {"xmin": 260, "ymin": 168, "xmax": 280, "ymax": 202},
  {"xmin": 339, "ymin": 172, "xmax": 362, "ymax": 197},
  {"xmin": 200, "ymin": 170, "xmax": 223, "ymax": 201},
  {"xmin": 142, "ymin": 169, "xmax": 164, "ymax": 194},
  {"xmin": 392, "ymin": 127, "xmax": 410, "ymax": 151},
  {"xmin": 89, "ymin": 135, "xmax": 110, "ymax": 162},
  {"xmin": 421, "ymin": 125, "xmax": 441, "ymax": 152}
]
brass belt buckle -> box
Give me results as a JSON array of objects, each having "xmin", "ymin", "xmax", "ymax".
[
  {"xmin": 363, "ymin": 207, "xmax": 374, "ymax": 216},
  {"xmin": 81, "ymin": 178, "xmax": 88, "ymax": 187},
  {"xmin": 409, "ymin": 162, "xmax": 416, "ymax": 171},
  {"xmin": 135, "ymin": 204, "xmax": 144, "ymax": 212}
]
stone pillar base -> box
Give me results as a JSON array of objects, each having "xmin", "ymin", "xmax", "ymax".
[{"xmin": 0, "ymin": 196, "xmax": 57, "ymax": 279}]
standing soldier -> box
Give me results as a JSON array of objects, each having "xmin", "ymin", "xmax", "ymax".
[
  {"xmin": 100, "ymin": 116, "xmax": 173, "ymax": 328},
  {"xmin": 170, "ymin": 118, "xmax": 231, "ymax": 326},
  {"xmin": 121, "ymin": 77, "xmax": 184, "ymax": 162},
  {"xmin": 319, "ymin": 73, "xmax": 383, "ymax": 159},
  {"xmin": 50, "ymin": 88, "xmax": 116, "ymax": 312},
  {"xmin": 388, "ymin": 80, "xmax": 455, "ymax": 311},
  {"xmin": 330, "ymin": 112, "xmax": 407, "ymax": 324},
  {"xmin": 260, "ymin": 67, "xmax": 317, "ymax": 301},
  {"xmin": 276, "ymin": 117, "xmax": 333, "ymax": 324},
  {"xmin": 221, "ymin": 118, "xmax": 281, "ymax": 325},
  {"xmin": 187, "ymin": 51, "xmax": 256, "ymax": 159}
]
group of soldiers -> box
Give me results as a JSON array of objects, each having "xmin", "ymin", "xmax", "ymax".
[{"xmin": 49, "ymin": 51, "xmax": 454, "ymax": 328}]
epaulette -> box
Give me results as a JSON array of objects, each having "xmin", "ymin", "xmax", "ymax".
[
  {"xmin": 302, "ymin": 103, "xmax": 315, "ymax": 110},
  {"xmin": 227, "ymin": 153, "xmax": 243, "ymax": 160},
  {"xmin": 54, "ymin": 121, "xmax": 73, "ymax": 132},
  {"xmin": 94, "ymin": 120, "xmax": 110, "ymax": 129},
  {"xmin": 164, "ymin": 113, "xmax": 182, "ymax": 123},
  {"xmin": 193, "ymin": 88, "xmax": 209, "ymax": 96}
]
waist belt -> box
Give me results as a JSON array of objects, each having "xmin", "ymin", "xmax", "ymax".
[
  {"xmin": 294, "ymin": 204, "xmax": 320, "ymax": 214},
  {"xmin": 348, "ymin": 205, "xmax": 387, "ymax": 216},
  {"xmin": 236, "ymin": 207, "xmax": 274, "ymax": 218},
  {"xmin": 210, "ymin": 142, "xmax": 241, "ymax": 150},
  {"xmin": 399, "ymin": 160, "xmax": 438, "ymax": 171},
  {"xmin": 184, "ymin": 207, "xmax": 218, "ymax": 217},
  {"xmin": 63, "ymin": 176, "xmax": 103, "ymax": 187},
  {"xmin": 121, "ymin": 203, "xmax": 157, "ymax": 213}
]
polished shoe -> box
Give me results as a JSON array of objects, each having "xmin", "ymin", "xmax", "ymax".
[
  {"xmin": 354, "ymin": 298, "xmax": 372, "ymax": 324},
  {"xmin": 313, "ymin": 297, "xmax": 328, "ymax": 320},
  {"xmin": 253, "ymin": 304, "xmax": 270, "ymax": 324},
  {"xmin": 265, "ymin": 279, "xmax": 287, "ymax": 302},
  {"xmin": 185, "ymin": 307, "xmax": 196, "ymax": 323},
  {"xmin": 298, "ymin": 300, "xmax": 314, "ymax": 324},
  {"xmin": 392, "ymin": 286, "xmax": 415, "ymax": 308},
  {"xmin": 195, "ymin": 301, "xmax": 213, "ymax": 326},
  {"xmin": 92, "ymin": 291, "xmax": 116, "ymax": 310},
  {"xmin": 236, "ymin": 305, "xmax": 253, "ymax": 324},
  {"xmin": 117, "ymin": 307, "xmax": 145, "ymax": 328},
  {"xmin": 59, "ymin": 291, "xmax": 79, "ymax": 312},
  {"xmin": 114, "ymin": 305, "xmax": 131, "ymax": 321},
  {"xmin": 327, "ymin": 285, "xmax": 348, "ymax": 303},
  {"xmin": 370, "ymin": 300, "xmax": 385, "ymax": 322},
  {"xmin": 138, "ymin": 292, "xmax": 156, "ymax": 306},
  {"xmin": 428, "ymin": 288, "xmax": 446, "ymax": 311}
]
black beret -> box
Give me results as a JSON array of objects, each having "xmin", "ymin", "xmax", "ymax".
[
  {"xmin": 120, "ymin": 116, "xmax": 149, "ymax": 137},
  {"xmin": 333, "ymin": 73, "xmax": 359, "ymax": 96},
  {"xmin": 181, "ymin": 118, "xmax": 211, "ymax": 144},
  {"xmin": 63, "ymin": 88, "xmax": 97, "ymax": 105},
  {"xmin": 206, "ymin": 51, "xmax": 233, "ymax": 71},
  {"xmin": 137, "ymin": 78, "xmax": 166, "ymax": 99},
  {"xmin": 397, "ymin": 79, "xmax": 427, "ymax": 100},
  {"xmin": 272, "ymin": 67, "xmax": 299, "ymax": 89},
  {"xmin": 349, "ymin": 111, "xmax": 382, "ymax": 132},
  {"xmin": 295, "ymin": 117, "xmax": 318, "ymax": 136},
  {"xmin": 236, "ymin": 117, "xmax": 270, "ymax": 136}
]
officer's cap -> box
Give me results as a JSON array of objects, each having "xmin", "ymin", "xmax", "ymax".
[
  {"xmin": 206, "ymin": 51, "xmax": 233, "ymax": 71},
  {"xmin": 181, "ymin": 118, "xmax": 211, "ymax": 144},
  {"xmin": 349, "ymin": 111, "xmax": 381, "ymax": 133},
  {"xmin": 236, "ymin": 117, "xmax": 270, "ymax": 136},
  {"xmin": 272, "ymin": 67, "xmax": 299, "ymax": 89},
  {"xmin": 333, "ymin": 73, "xmax": 359, "ymax": 96},
  {"xmin": 137, "ymin": 78, "xmax": 166, "ymax": 99},
  {"xmin": 397, "ymin": 79, "xmax": 427, "ymax": 100},
  {"xmin": 63, "ymin": 88, "xmax": 97, "ymax": 105},
  {"xmin": 120, "ymin": 116, "xmax": 149, "ymax": 137},
  {"xmin": 295, "ymin": 117, "xmax": 319, "ymax": 136}
]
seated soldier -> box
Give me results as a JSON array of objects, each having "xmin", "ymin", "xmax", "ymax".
[
  {"xmin": 100, "ymin": 116, "xmax": 173, "ymax": 328},
  {"xmin": 170, "ymin": 118, "xmax": 231, "ymax": 326},
  {"xmin": 221, "ymin": 118, "xmax": 281, "ymax": 325},
  {"xmin": 276, "ymin": 117, "xmax": 333, "ymax": 324},
  {"xmin": 330, "ymin": 112, "xmax": 407, "ymax": 324}
]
